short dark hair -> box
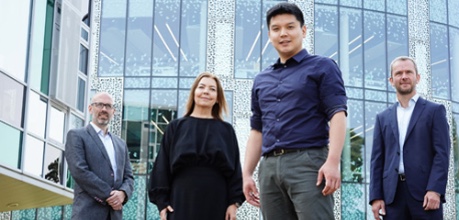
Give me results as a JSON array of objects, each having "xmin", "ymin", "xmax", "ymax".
[
  {"xmin": 390, "ymin": 56, "xmax": 419, "ymax": 77},
  {"xmin": 266, "ymin": 2, "xmax": 305, "ymax": 28}
]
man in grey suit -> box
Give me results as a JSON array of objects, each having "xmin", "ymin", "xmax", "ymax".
[{"xmin": 65, "ymin": 92, "xmax": 134, "ymax": 220}]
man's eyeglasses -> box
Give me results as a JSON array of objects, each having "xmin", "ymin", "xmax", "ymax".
[{"xmin": 91, "ymin": 102, "xmax": 113, "ymax": 110}]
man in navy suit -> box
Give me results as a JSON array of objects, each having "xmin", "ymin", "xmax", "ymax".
[
  {"xmin": 369, "ymin": 56, "xmax": 450, "ymax": 220},
  {"xmin": 65, "ymin": 92, "xmax": 134, "ymax": 220}
]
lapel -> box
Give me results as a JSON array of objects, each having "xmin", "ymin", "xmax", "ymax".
[
  {"xmin": 86, "ymin": 125, "xmax": 113, "ymax": 170},
  {"xmin": 404, "ymin": 97, "xmax": 426, "ymax": 143},
  {"xmin": 389, "ymin": 103, "xmax": 399, "ymax": 143}
]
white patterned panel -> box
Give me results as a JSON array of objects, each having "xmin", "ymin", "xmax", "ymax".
[
  {"xmin": 94, "ymin": 78, "xmax": 124, "ymax": 137},
  {"xmin": 207, "ymin": 0, "xmax": 235, "ymax": 77},
  {"xmin": 408, "ymin": 0, "xmax": 431, "ymax": 100},
  {"xmin": 89, "ymin": 0, "xmax": 102, "ymax": 91},
  {"xmin": 0, "ymin": 212, "xmax": 11, "ymax": 220},
  {"xmin": 291, "ymin": 0, "xmax": 315, "ymax": 53},
  {"xmin": 434, "ymin": 99, "xmax": 456, "ymax": 220}
]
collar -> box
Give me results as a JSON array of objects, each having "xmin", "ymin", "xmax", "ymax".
[
  {"xmin": 396, "ymin": 93, "xmax": 419, "ymax": 107},
  {"xmin": 90, "ymin": 122, "xmax": 110, "ymax": 136},
  {"xmin": 273, "ymin": 49, "xmax": 309, "ymax": 68}
]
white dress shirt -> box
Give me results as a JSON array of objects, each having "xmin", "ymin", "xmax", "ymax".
[
  {"xmin": 396, "ymin": 93, "xmax": 419, "ymax": 174},
  {"xmin": 90, "ymin": 122, "xmax": 117, "ymax": 180}
]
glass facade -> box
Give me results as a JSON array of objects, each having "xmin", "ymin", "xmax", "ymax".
[{"xmin": 1, "ymin": 0, "xmax": 458, "ymax": 219}]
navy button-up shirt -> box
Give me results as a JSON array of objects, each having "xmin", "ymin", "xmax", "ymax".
[{"xmin": 250, "ymin": 49, "xmax": 347, "ymax": 155}]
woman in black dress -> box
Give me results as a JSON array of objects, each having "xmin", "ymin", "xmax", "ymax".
[{"xmin": 149, "ymin": 72, "xmax": 245, "ymax": 220}]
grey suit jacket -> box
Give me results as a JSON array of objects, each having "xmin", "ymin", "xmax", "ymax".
[{"xmin": 65, "ymin": 124, "xmax": 134, "ymax": 220}]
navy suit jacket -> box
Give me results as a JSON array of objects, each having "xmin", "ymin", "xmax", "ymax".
[
  {"xmin": 65, "ymin": 125, "xmax": 134, "ymax": 220},
  {"xmin": 369, "ymin": 97, "xmax": 450, "ymax": 205}
]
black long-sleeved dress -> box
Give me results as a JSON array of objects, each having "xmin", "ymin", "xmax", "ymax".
[{"xmin": 148, "ymin": 116, "xmax": 245, "ymax": 220}]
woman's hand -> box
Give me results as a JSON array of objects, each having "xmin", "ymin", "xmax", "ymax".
[
  {"xmin": 160, "ymin": 206, "xmax": 174, "ymax": 220},
  {"xmin": 225, "ymin": 204, "xmax": 238, "ymax": 220}
]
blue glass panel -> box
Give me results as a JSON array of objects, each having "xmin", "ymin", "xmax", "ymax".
[
  {"xmin": 449, "ymin": 0, "xmax": 459, "ymax": 27},
  {"xmin": 365, "ymin": 89, "xmax": 387, "ymax": 102},
  {"xmin": 125, "ymin": 77, "xmax": 151, "ymax": 89},
  {"xmin": 315, "ymin": 5, "xmax": 338, "ymax": 60},
  {"xmin": 386, "ymin": 15, "xmax": 408, "ymax": 86},
  {"xmin": 340, "ymin": 0, "xmax": 361, "ymax": 8},
  {"xmin": 126, "ymin": 0, "xmax": 153, "ymax": 77},
  {"xmin": 364, "ymin": 101, "xmax": 388, "ymax": 183},
  {"xmin": 151, "ymin": 77, "xmax": 178, "ymax": 89},
  {"xmin": 234, "ymin": 0, "xmax": 262, "ymax": 79},
  {"xmin": 431, "ymin": 23, "xmax": 450, "ymax": 99},
  {"xmin": 315, "ymin": 0, "xmax": 337, "ymax": 4},
  {"xmin": 340, "ymin": 8, "xmax": 363, "ymax": 87},
  {"xmin": 387, "ymin": 0, "xmax": 407, "ymax": 15},
  {"xmin": 0, "ymin": 121, "xmax": 22, "ymax": 169},
  {"xmin": 451, "ymin": 28, "xmax": 459, "ymax": 102},
  {"xmin": 77, "ymin": 78, "xmax": 86, "ymax": 112},
  {"xmin": 346, "ymin": 87, "xmax": 363, "ymax": 99},
  {"xmin": 430, "ymin": 0, "xmax": 447, "ymax": 23},
  {"xmin": 363, "ymin": 11, "xmax": 387, "ymax": 90},
  {"xmin": 179, "ymin": 77, "xmax": 195, "ymax": 89},
  {"xmin": 363, "ymin": 0, "xmax": 384, "ymax": 11},
  {"xmin": 98, "ymin": 0, "xmax": 127, "ymax": 76},
  {"xmin": 179, "ymin": 0, "xmax": 207, "ymax": 76}
]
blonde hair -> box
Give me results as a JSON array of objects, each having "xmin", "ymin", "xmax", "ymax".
[{"xmin": 184, "ymin": 72, "xmax": 228, "ymax": 121}]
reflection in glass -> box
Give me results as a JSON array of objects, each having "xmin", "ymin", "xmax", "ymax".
[
  {"xmin": 449, "ymin": 0, "xmax": 459, "ymax": 27},
  {"xmin": 0, "ymin": 73, "xmax": 25, "ymax": 128},
  {"xmin": 29, "ymin": 0, "xmax": 54, "ymax": 94},
  {"xmin": 49, "ymin": 107, "xmax": 65, "ymax": 143},
  {"xmin": 364, "ymin": 0, "xmax": 384, "ymax": 11},
  {"xmin": 364, "ymin": 11, "xmax": 387, "ymax": 90},
  {"xmin": 98, "ymin": 0, "xmax": 127, "ymax": 76},
  {"xmin": 0, "ymin": 121, "xmax": 22, "ymax": 169},
  {"xmin": 339, "ymin": 8, "xmax": 363, "ymax": 87},
  {"xmin": 234, "ymin": 0, "xmax": 262, "ymax": 79},
  {"xmin": 44, "ymin": 145, "xmax": 62, "ymax": 184},
  {"xmin": 125, "ymin": 77, "xmax": 151, "ymax": 89},
  {"xmin": 364, "ymin": 101, "xmax": 388, "ymax": 183},
  {"xmin": 315, "ymin": 5, "xmax": 338, "ymax": 60},
  {"xmin": 386, "ymin": 15, "xmax": 408, "ymax": 78},
  {"xmin": 179, "ymin": 0, "xmax": 208, "ymax": 76},
  {"xmin": 0, "ymin": 0, "xmax": 30, "ymax": 81},
  {"xmin": 123, "ymin": 89, "xmax": 150, "ymax": 174},
  {"xmin": 79, "ymin": 44, "xmax": 88, "ymax": 75},
  {"xmin": 24, "ymin": 135, "xmax": 45, "ymax": 177},
  {"xmin": 429, "ymin": 0, "xmax": 447, "ymax": 23},
  {"xmin": 126, "ymin": 0, "xmax": 153, "ymax": 77},
  {"xmin": 386, "ymin": 0, "xmax": 407, "ymax": 15},
  {"xmin": 261, "ymin": 1, "xmax": 283, "ymax": 70},
  {"xmin": 69, "ymin": 113, "xmax": 84, "ymax": 130},
  {"xmin": 431, "ymin": 23, "xmax": 450, "ymax": 99},
  {"xmin": 340, "ymin": 0, "xmax": 361, "ymax": 8},
  {"xmin": 27, "ymin": 91, "xmax": 47, "ymax": 138},
  {"xmin": 77, "ymin": 77, "xmax": 86, "ymax": 112},
  {"xmin": 451, "ymin": 28, "xmax": 459, "ymax": 102},
  {"xmin": 342, "ymin": 100, "xmax": 364, "ymax": 183}
]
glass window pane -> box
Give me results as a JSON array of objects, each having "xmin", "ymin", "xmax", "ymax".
[
  {"xmin": 79, "ymin": 44, "xmax": 88, "ymax": 74},
  {"xmin": 81, "ymin": 27, "xmax": 89, "ymax": 42},
  {"xmin": 315, "ymin": 5, "xmax": 338, "ymax": 60},
  {"xmin": 430, "ymin": 0, "xmax": 447, "ymax": 23},
  {"xmin": 430, "ymin": 23, "xmax": 450, "ymax": 99},
  {"xmin": 387, "ymin": 15, "xmax": 408, "ymax": 68},
  {"xmin": 27, "ymin": 91, "xmax": 48, "ymax": 138},
  {"xmin": 0, "ymin": 1, "xmax": 31, "ymax": 81},
  {"xmin": 340, "ymin": 8, "xmax": 363, "ymax": 87},
  {"xmin": 69, "ymin": 113, "xmax": 84, "ymax": 130},
  {"xmin": 261, "ymin": 1, "xmax": 284, "ymax": 70},
  {"xmin": 0, "ymin": 73, "xmax": 25, "ymax": 128},
  {"xmin": 24, "ymin": 135, "xmax": 45, "ymax": 177},
  {"xmin": 451, "ymin": 28, "xmax": 459, "ymax": 102},
  {"xmin": 77, "ymin": 77, "xmax": 86, "ymax": 112},
  {"xmin": 43, "ymin": 145, "xmax": 62, "ymax": 184},
  {"xmin": 0, "ymin": 121, "xmax": 22, "ymax": 169},
  {"xmin": 29, "ymin": 0, "xmax": 54, "ymax": 94},
  {"xmin": 342, "ymin": 100, "xmax": 364, "ymax": 183},
  {"xmin": 387, "ymin": 0, "xmax": 407, "ymax": 15},
  {"xmin": 364, "ymin": 0, "xmax": 384, "ymax": 11},
  {"xmin": 98, "ymin": 0, "xmax": 127, "ymax": 76},
  {"xmin": 234, "ymin": 0, "xmax": 262, "ymax": 79},
  {"xmin": 49, "ymin": 106, "xmax": 65, "ymax": 143},
  {"xmin": 449, "ymin": 0, "xmax": 459, "ymax": 27},
  {"xmin": 126, "ymin": 0, "xmax": 153, "ymax": 77},
  {"xmin": 363, "ymin": 11, "xmax": 387, "ymax": 90}
]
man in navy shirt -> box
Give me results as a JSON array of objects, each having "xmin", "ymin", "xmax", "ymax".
[{"xmin": 242, "ymin": 2, "xmax": 347, "ymax": 219}]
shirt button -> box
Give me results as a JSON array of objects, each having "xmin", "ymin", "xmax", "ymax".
[
  {"xmin": 277, "ymin": 99, "xmax": 280, "ymax": 102},
  {"xmin": 111, "ymin": 173, "xmax": 114, "ymax": 176},
  {"xmin": 276, "ymin": 139, "xmax": 280, "ymax": 142},
  {"xmin": 276, "ymin": 118, "xmax": 279, "ymax": 121}
]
